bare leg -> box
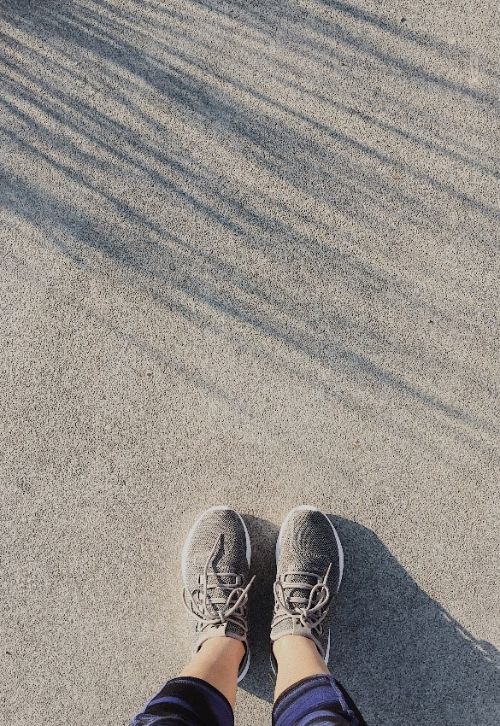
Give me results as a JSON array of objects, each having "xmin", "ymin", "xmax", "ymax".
[
  {"xmin": 273, "ymin": 634, "xmax": 329, "ymax": 701},
  {"xmin": 179, "ymin": 636, "xmax": 244, "ymax": 707}
]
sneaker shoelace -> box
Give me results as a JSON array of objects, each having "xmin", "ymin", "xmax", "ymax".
[
  {"xmin": 183, "ymin": 534, "xmax": 255, "ymax": 635},
  {"xmin": 273, "ymin": 563, "xmax": 332, "ymax": 633}
]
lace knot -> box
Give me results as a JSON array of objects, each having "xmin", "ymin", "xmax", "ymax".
[
  {"xmin": 274, "ymin": 562, "xmax": 332, "ymax": 632},
  {"xmin": 183, "ymin": 534, "xmax": 254, "ymax": 635}
]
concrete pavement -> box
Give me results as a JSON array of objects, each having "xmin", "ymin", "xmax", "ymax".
[{"xmin": 1, "ymin": 1, "xmax": 499, "ymax": 723}]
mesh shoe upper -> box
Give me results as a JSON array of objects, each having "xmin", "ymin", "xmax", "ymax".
[
  {"xmin": 271, "ymin": 507, "xmax": 343, "ymax": 663},
  {"xmin": 182, "ymin": 507, "xmax": 253, "ymax": 678}
]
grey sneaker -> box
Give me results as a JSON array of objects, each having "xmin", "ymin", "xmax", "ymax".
[
  {"xmin": 182, "ymin": 506, "xmax": 254, "ymax": 681},
  {"xmin": 270, "ymin": 505, "xmax": 344, "ymax": 670}
]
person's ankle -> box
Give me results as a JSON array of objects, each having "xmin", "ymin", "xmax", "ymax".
[
  {"xmin": 273, "ymin": 634, "xmax": 329, "ymax": 674},
  {"xmin": 273, "ymin": 635, "xmax": 329, "ymax": 700},
  {"xmin": 200, "ymin": 636, "xmax": 245, "ymax": 660},
  {"xmin": 273, "ymin": 634, "xmax": 317, "ymax": 655}
]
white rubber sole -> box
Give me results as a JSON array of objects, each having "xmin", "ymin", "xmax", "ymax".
[
  {"xmin": 181, "ymin": 505, "xmax": 252, "ymax": 682},
  {"xmin": 237, "ymin": 646, "xmax": 251, "ymax": 682},
  {"xmin": 275, "ymin": 505, "xmax": 344, "ymax": 665}
]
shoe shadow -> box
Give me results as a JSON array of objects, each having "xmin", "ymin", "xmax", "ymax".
[
  {"xmin": 241, "ymin": 515, "xmax": 500, "ymax": 724},
  {"xmin": 328, "ymin": 517, "xmax": 499, "ymax": 725}
]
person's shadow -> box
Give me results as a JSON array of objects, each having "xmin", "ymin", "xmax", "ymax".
[{"xmin": 242, "ymin": 515, "xmax": 499, "ymax": 725}]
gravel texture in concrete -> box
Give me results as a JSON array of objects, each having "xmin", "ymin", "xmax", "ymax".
[{"xmin": 1, "ymin": 1, "xmax": 499, "ymax": 724}]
